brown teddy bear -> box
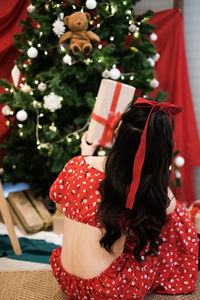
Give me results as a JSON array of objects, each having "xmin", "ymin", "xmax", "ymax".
[{"xmin": 59, "ymin": 11, "xmax": 100, "ymax": 55}]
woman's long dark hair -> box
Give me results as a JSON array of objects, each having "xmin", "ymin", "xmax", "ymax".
[{"xmin": 96, "ymin": 101, "xmax": 174, "ymax": 261}]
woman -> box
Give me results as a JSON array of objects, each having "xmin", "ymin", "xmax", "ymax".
[{"xmin": 50, "ymin": 98, "xmax": 198, "ymax": 299}]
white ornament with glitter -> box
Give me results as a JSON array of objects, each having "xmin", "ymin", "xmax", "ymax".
[
  {"xmin": 175, "ymin": 156, "xmax": 185, "ymax": 167},
  {"xmin": 38, "ymin": 82, "xmax": 47, "ymax": 92},
  {"xmin": 16, "ymin": 110, "xmax": 28, "ymax": 122},
  {"xmin": 150, "ymin": 33, "xmax": 158, "ymax": 41},
  {"xmin": 27, "ymin": 4, "xmax": 36, "ymax": 13},
  {"xmin": 109, "ymin": 68, "xmax": 121, "ymax": 80},
  {"xmin": 128, "ymin": 24, "xmax": 136, "ymax": 33},
  {"xmin": 63, "ymin": 54, "xmax": 72, "ymax": 65},
  {"xmin": 147, "ymin": 57, "xmax": 155, "ymax": 67},
  {"xmin": 27, "ymin": 47, "xmax": 38, "ymax": 58},
  {"xmin": 2, "ymin": 105, "xmax": 11, "ymax": 116},
  {"xmin": 52, "ymin": 18, "xmax": 65, "ymax": 37},
  {"xmin": 43, "ymin": 92, "xmax": 62, "ymax": 112},
  {"xmin": 150, "ymin": 78, "xmax": 159, "ymax": 88},
  {"xmin": 11, "ymin": 65, "xmax": 20, "ymax": 87},
  {"xmin": 86, "ymin": 0, "xmax": 97, "ymax": 10},
  {"xmin": 20, "ymin": 84, "xmax": 32, "ymax": 93},
  {"xmin": 102, "ymin": 69, "xmax": 110, "ymax": 79}
]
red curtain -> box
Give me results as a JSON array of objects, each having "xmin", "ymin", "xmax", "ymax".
[
  {"xmin": 0, "ymin": 5, "xmax": 199, "ymax": 206},
  {"xmin": 0, "ymin": 0, "xmax": 29, "ymax": 161},
  {"xmin": 150, "ymin": 9, "xmax": 200, "ymax": 207}
]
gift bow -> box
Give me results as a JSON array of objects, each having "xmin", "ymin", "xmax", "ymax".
[
  {"xmin": 92, "ymin": 111, "xmax": 122, "ymax": 146},
  {"xmin": 126, "ymin": 97, "xmax": 183, "ymax": 210}
]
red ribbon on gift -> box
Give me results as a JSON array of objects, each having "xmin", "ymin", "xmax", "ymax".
[{"xmin": 91, "ymin": 82, "xmax": 123, "ymax": 147}]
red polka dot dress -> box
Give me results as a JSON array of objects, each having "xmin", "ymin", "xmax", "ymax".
[{"xmin": 49, "ymin": 155, "xmax": 199, "ymax": 300}]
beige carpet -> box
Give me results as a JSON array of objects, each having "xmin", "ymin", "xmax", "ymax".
[{"xmin": 0, "ymin": 270, "xmax": 199, "ymax": 300}]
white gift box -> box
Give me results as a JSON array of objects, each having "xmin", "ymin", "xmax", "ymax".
[{"xmin": 87, "ymin": 79, "xmax": 135, "ymax": 148}]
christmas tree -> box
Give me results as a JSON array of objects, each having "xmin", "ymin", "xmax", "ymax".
[{"xmin": 0, "ymin": 0, "xmax": 165, "ymax": 197}]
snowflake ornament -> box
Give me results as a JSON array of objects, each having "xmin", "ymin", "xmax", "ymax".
[
  {"xmin": 43, "ymin": 92, "xmax": 62, "ymax": 112},
  {"xmin": 53, "ymin": 18, "xmax": 65, "ymax": 37}
]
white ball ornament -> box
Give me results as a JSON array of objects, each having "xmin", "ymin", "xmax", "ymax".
[
  {"xmin": 150, "ymin": 33, "xmax": 158, "ymax": 41},
  {"xmin": 150, "ymin": 78, "xmax": 159, "ymax": 88},
  {"xmin": 2, "ymin": 105, "xmax": 11, "ymax": 116},
  {"xmin": 20, "ymin": 84, "xmax": 32, "ymax": 93},
  {"xmin": 147, "ymin": 58, "xmax": 155, "ymax": 67},
  {"xmin": 109, "ymin": 68, "xmax": 121, "ymax": 80},
  {"xmin": 27, "ymin": 47, "xmax": 38, "ymax": 58},
  {"xmin": 102, "ymin": 69, "xmax": 110, "ymax": 79},
  {"xmin": 128, "ymin": 24, "xmax": 136, "ymax": 33},
  {"xmin": 86, "ymin": 0, "xmax": 97, "ymax": 10},
  {"xmin": 153, "ymin": 53, "xmax": 160, "ymax": 62},
  {"xmin": 175, "ymin": 156, "xmax": 185, "ymax": 167},
  {"xmin": 63, "ymin": 54, "xmax": 72, "ymax": 65},
  {"xmin": 16, "ymin": 110, "xmax": 28, "ymax": 122},
  {"xmin": 38, "ymin": 82, "xmax": 47, "ymax": 92},
  {"xmin": 175, "ymin": 170, "xmax": 181, "ymax": 179},
  {"xmin": 27, "ymin": 4, "xmax": 36, "ymax": 13}
]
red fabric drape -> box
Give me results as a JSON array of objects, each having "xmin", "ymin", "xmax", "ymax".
[
  {"xmin": 0, "ymin": 0, "xmax": 29, "ymax": 161},
  {"xmin": 0, "ymin": 5, "xmax": 199, "ymax": 206},
  {"xmin": 149, "ymin": 9, "xmax": 200, "ymax": 206}
]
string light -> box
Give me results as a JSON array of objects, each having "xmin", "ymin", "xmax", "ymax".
[
  {"xmin": 30, "ymin": 91, "xmax": 33, "ymax": 95},
  {"xmin": 5, "ymin": 88, "xmax": 9, "ymax": 91},
  {"xmin": 19, "ymin": 132, "xmax": 23, "ymax": 137},
  {"xmin": 44, "ymin": 51, "xmax": 48, "ymax": 55},
  {"xmin": 28, "ymin": 41, "xmax": 32, "ymax": 46},
  {"xmin": 35, "ymin": 80, "xmax": 39, "ymax": 84},
  {"xmin": 19, "ymin": 83, "xmax": 23, "ymax": 87},
  {"xmin": 72, "ymin": 5, "xmax": 76, "ymax": 9},
  {"xmin": 18, "ymin": 124, "xmax": 23, "ymax": 128},
  {"xmin": 98, "ymin": 44, "xmax": 103, "ymax": 49},
  {"xmin": 110, "ymin": 36, "xmax": 114, "ymax": 41},
  {"xmin": 23, "ymin": 64, "xmax": 27, "ymax": 68},
  {"xmin": 39, "ymin": 113, "xmax": 44, "ymax": 117},
  {"xmin": 97, "ymin": 23, "xmax": 100, "ymax": 28},
  {"xmin": 39, "ymin": 32, "xmax": 43, "ymax": 37},
  {"xmin": 130, "ymin": 75, "xmax": 134, "ymax": 80},
  {"xmin": 75, "ymin": 134, "xmax": 80, "ymax": 140},
  {"xmin": 121, "ymin": 75, "xmax": 125, "ymax": 80},
  {"xmin": 98, "ymin": 59, "xmax": 102, "ymax": 63},
  {"xmin": 37, "ymin": 43, "xmax": 41, "ymax": 47},
  {"xmin": 22, "ymin": 77, "xmax": 25, "ymax": 81},
  {"xmin": 67, "ymin": 137, "xmax": 72, "ymax": 143}
]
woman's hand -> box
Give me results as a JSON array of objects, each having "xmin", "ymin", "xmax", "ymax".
[{"xmin": 80, "ymin": 131, "xmax": 99, "ymax": 156}]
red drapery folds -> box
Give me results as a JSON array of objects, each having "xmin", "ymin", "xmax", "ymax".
[
  {"xmin": 0, "ymin": 0, "xmax": 29, "ymax": 161},
  {"xmin": 149, "ymin": 9, "xmax": 200, "ymax": 206}
]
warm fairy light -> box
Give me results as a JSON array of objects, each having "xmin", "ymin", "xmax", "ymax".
[
  {"xmin": 67, "ymin": 137, "xmax": 72, "ymax": 143},
  {"xmin": 37, "ymin": 43, "xmax": 41, "ymax": 47},
  {"xmin": 121, "ymin": 75, "xmax": 125, "ymax": 80},
  {"xmin": 19, "ymin": 132, "xmax": 23, "ymax": 137},
  {"xmin": 76, "ymin": 134, "xmax": 80, "ymax": 140},
  {"xmin": 98, "ymin": 59, "xmax": 102, "ymax": 63},
  {"xmin": 38, "ymin": 125, "xmax": 42, "ymax": 129},
  {"xmin": 35, "ymin": 80, "xmax": 39, "ymax": 84},
  {"xmin": 98, "ymin": 44, "xmax": 102, "ymax": 49},
  {"xmin": 72, "ymin": 5, "xmax": 76, "ymax": 9},
  {"xmin": 18, "ymin": 124, "xmax": 23, "ymax": 128},
  {"xmin": 130, "ymin": 75, "xmax": 134, "ymax": 80},
  {"xmin": 19, "ymin": 83, "xmax": 23, "ymax": 87},
  {"xmin": 110, "ymin": 36, "xmax": 114, "ymax": 41},
  {"xmin": 30, "ymin": 91, "xmax": 33, "ymax": 95},
  {"xmin": 22, "ymin": 77, "xmax": 25, "ymax": 81},
  {"xmin": 28, "ymin": 41, "xmax": 32, "ymax": 46},
  {"xmin": 39, "ymin": 113, "xmax": 44, "ymax": 117},
  {"xmin": 97, "ymin": 23, "xmax": 100, "ymax": 28},
  {"xmin": 23, "ymin": 64, "xmax": 27, "ymax": 68},
  {"xmin": 44, "ymin": 51, "xmax": 48, "ymax": 55}
]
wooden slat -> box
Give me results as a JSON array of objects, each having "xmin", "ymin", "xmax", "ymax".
[{"xmin": 174, "ymin": 0, "xmax": 183, "ymax": 10}]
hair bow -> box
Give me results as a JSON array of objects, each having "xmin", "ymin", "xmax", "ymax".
[{"xmin": 126, "ymin": 97, "xmax": 183, "ymax": 210}]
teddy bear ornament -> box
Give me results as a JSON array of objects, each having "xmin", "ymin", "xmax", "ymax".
[{"xmin": 59, "ymin": 12, "xmax": 100, "ymax": 55}]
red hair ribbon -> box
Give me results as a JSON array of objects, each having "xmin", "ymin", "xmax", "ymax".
[{"xmin": 126, "ymin": 97, "xmax": 183, "ymax": 210}]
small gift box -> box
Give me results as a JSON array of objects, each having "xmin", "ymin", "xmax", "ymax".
[
  {"xmin": 7, "ymin": 190, "xmax": 53, "ymax": 234},
  {"xmin": 87, "ymin": 79, "xmax": 135, "ymax": 148},
  {"xmin": 187, "ymin": 200, "xmax": 200, "ymax": 234}
]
